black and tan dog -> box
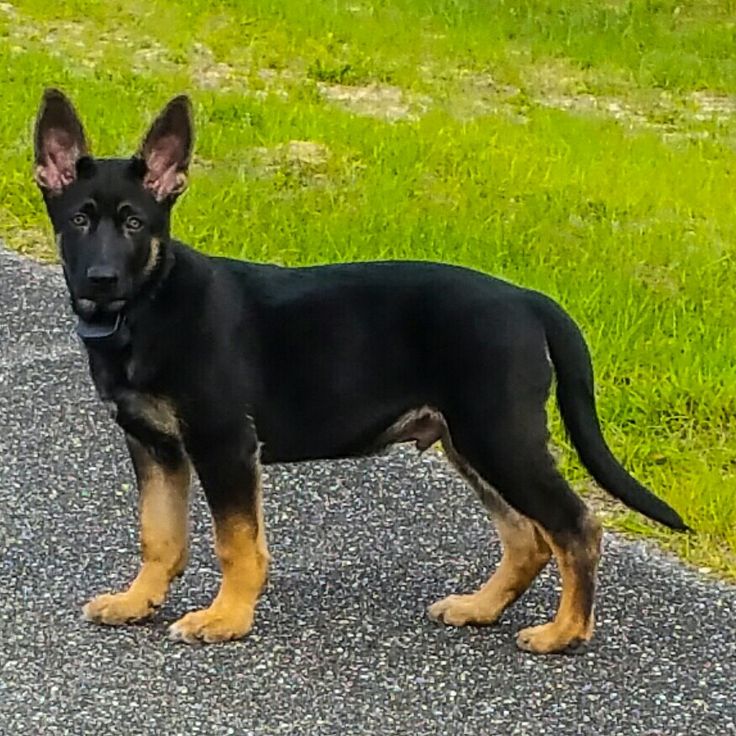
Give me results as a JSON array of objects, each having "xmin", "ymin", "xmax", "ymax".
[{"xmin": 33, "ymin": 89, "xmax": 688, "ymax": 654}]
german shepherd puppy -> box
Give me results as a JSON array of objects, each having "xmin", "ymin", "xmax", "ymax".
[{"xmin": 33, "ymin": 89, "xmax": 687, "ymax": 654}]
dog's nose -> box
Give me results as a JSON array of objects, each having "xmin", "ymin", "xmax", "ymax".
[{"xmin": 86, "ymin": 265, "xmax": 119, "ymax": 288}]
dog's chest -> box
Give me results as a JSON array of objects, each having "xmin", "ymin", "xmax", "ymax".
[
  {"xmin": 88, "ymin": 349, "xmax": 181, "ymax": 442},
  {"xmin": 114, "ymin": 390, "xmax": 181, "ymax": 440}
]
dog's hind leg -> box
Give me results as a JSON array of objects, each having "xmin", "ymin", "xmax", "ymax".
[
  {"xmin": 83, "ymin": 436, "xmax": 191, "ymax": 625},
  {"xmin": 426, "ymin": 317, "xmax": 605, "ymax": 653},
  {"xmin": 428, "ymin": 436, "xmax": 552, "ymax": 627},
  {"xmin": 435, "ymin": 401, "xmax": 602, "ymax": 654},
  {"xmin": 515, "ymin": 513, "xmax": 601, "ymax": 654}
]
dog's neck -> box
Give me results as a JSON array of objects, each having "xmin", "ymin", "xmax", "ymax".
[{"xmin": 126, "ymin": 237, "xmax": 177, "ymax": 325}]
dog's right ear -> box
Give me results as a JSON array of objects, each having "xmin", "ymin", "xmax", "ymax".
[{"xmin": 34, "ymin": 88, "xmax": 89, "ymax": 196}]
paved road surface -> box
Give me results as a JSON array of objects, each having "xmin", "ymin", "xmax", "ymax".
[{"xmin": 0, "ymin": 245, "xmax": 734, "ymax": 735}]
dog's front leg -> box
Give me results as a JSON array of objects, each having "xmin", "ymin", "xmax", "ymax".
[
  {"xmin": 83, "ymin": 436, "xmax": 191, "ymax": 625},
  {"xmin": 169, "ymin": 426, "xmax": 269, "ymax": 644}
]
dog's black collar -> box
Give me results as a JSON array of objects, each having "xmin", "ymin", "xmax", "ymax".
[{"xmin": 76, "ymin": 312, "xmax": 131, "ymax": 350}]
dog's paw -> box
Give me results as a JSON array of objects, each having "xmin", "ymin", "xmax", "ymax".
[
  {"xmin": 82, "ymin": 591, "xmax": 159, "ymax": 625},
  {"xmin": 168, "ymin": 604, "xmax": 255, "ymax": 644},
  {"xmin": 428, "ymin": 594, "xmax": 503, "ymax": 627},
  {"xmin": 515, "ymin": 622, "xmax": 589, "ymax": 654}
]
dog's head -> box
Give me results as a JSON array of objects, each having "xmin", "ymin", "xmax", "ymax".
[{"xmin": 33, "ymin": 89, "xmax": 193, "ymax": 322}]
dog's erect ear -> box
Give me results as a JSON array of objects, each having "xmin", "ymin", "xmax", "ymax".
[
  {"xmin": 137, "ymin": 95, "xmax": 193, "ymax": 202},
  {"xmin": 34, "ymin": 88, "xmax": 89, "ymax": 195}
]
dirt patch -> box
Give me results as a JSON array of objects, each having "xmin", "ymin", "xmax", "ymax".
[
  {"xmin": 515, "ymin": 59, "xmax": 736, "ymax": 138},
  {"xmin": 1, "ymin": 4, "xmax": 177, "ymax": 74},
  {"xmin": 523, "ymin": 58, "xmax": 653, "ymax": 128},
  {"xmin": 536, "ymin": 88, "xmax": 736, "ymax": 140},
  {"xmin": 634, "ymin": 263, "xmax": 682, "ymax": 296},
  {"xmin": 444, "ymin": 70, "xmax": 524, "ymax": 121},
  {"xmin": 527, "ymin": 61, "xmax": 736, "ymax": 137},
  {"xmin": 131, "ymin": 42, "xmax": 177, "ymax": 75},
  {"xmin": 524, "ymin": 58, "xmax": 593, "ymax": 98},
  {"xmin": 252, "ymin": 68, "xmax": 297, "ymax": 100},
  {"xmin": 689, "ymin": 91, "xmax": 736, "ymax": 122},
  {"xmin": 318, "ymin": 82, "xmax": 430, "ymax": 122},
  {"xmin": 538, "ymin": 93, "xmax": 650, "ymax": 127},
  {"xmin": 190, "ymin": 42, "xmax": 239, "ymax": 90},
  {"xmin": 0, "ymin": 5, "xmax": 247, "ymax": 90},
  {"xmin": 248, "ymin": 140, "xmax": 333, "ymax": 184}
]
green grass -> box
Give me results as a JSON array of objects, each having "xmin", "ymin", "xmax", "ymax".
[{"xmin": 1, "ymin": 0, "xmax": 735, "ymax": 578}]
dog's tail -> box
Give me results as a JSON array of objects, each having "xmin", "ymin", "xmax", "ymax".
[{"xmin": 532, "ymin": 293, "xmax": 689, "ymax": 531}]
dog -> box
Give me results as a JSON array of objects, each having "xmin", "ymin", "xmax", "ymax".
[{"xmin": 33, "ymin": 89, "xmax": 688, "ymax": 654}]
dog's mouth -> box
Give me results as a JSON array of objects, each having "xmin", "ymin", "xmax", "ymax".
[
  {"xmin": 74, "ymin": 298, "xmax": 129, "ymax": 344},
  {"xmin": 76, "ymin": 312, "xmax": 123, "ymax": 341}
]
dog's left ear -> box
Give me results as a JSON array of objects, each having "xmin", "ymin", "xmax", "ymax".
[{"xmin": 137, "ymin": 95, "xmax": 194, "ymax": 202}]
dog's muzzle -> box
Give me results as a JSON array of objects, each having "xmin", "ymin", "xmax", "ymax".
[{"xmin": 75, "ymin": 297, "xmax": 127, "ymax": 319}]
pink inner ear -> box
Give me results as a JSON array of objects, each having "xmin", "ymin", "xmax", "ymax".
[
  {"xmin": 143, "ymin": 134, "xmax": 187, "ymax": 200},
  {"xmin": 36, "ymin": 129, "xmax": 83, "ymax": 193}
]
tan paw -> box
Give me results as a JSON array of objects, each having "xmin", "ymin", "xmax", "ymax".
[
  {"xmin": 516, "ymin": 622, "xmax": 590, "ymax": 654},
  {"xmin": 428, "ymin": 593, "xmax": 504, "ymax": 627},
  {"xmin": 168, "ymin": 604, "xmax": 254, "ymax": 644},
  {"xmin": 82, "ymin": 591, "xmax": 159, "ymax": 625}
]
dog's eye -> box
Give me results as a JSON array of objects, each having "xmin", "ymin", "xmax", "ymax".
[
  {"xmin": 71, "ymin": 213, "xmax": 89, "ymax": 228},
  {"xmin": 126, "ymin": 216, "xmax": 144, "ymax": 231}
]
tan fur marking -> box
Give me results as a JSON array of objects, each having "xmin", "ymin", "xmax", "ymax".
[
  {"xmin": 423, "ymin": 402, "xmax": 603, "ymax": 652},
  {"xmin": 431, "ymin": 430, "xmax": 552, "ymax": 624},
  {"xmin": 144, "ymin": 236, "xmax": 161, "ymax": 276},
  {"xmin": 83, "ymin": 452, "xmax": 191, "ymax": 625},
  {"xmin": 410, "ymin": 407, "xmax": 553, "ymax": 626},
  {"xmin": 516, "ymin": 514, "xmax": 602, "ymax": 653},
  {"xmin": 429, "ymin": 513, "xmax": 551, "ymax": 626},
  {"xmin": 135, "ymin": 394, "xmax": 181, "ymax": 438},
  {"xmin": 169, "ymin": 471, "xmax": 269, "ymax": 644},
  {"xmin": 383, "ymin": 406, "xmax": 601, "ymax": 651}
]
